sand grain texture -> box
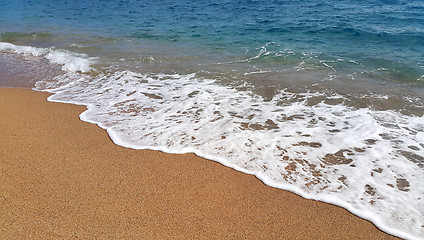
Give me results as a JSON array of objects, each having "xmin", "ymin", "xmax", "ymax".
[{"xmin": 0, "ymin": 88, "xmax": 397, "ymax": 239}]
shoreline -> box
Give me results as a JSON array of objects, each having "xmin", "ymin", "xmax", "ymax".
[{"xmin": 0, "ymin": 87, "xmax": 398, "ymax": 239}]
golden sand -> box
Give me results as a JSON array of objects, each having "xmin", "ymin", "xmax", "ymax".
[{"xmin": 0, "ymin": 88, "xmax": 397, "ymax": 239}]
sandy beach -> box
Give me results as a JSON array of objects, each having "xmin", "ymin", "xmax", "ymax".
[{"xmin": 0, "ymin": 87, "xmax": 398, "ymax": 239}]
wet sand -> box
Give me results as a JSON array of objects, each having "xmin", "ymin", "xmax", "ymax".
[{"xmin": 0, "ymin": 87, "xmax": 397, "ymax": 239}]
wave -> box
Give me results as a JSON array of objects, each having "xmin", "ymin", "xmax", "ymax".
[{"xmin": 0, "ymin": 42, "xmax": 96, "ymax": 73}]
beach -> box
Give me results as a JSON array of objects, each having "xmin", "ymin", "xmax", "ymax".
[
  {"xmin": 2, "ymin": 1, "xmax": 424, "ymax": 238},
  {"xmin": 0, "ymin": 87, "xmax": 398, "ymax": 239}
]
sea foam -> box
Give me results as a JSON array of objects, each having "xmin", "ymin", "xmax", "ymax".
[
  {"xmin": 2, "ymin": 43, "xmax": 423, "ymax": 239},
  {"xmin": 0, "ymin": 42, "xmax": 95, "ymax": 73}
]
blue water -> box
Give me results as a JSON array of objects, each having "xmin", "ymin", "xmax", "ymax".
[
  {"xmin": 1, "ymin": 0, "xmax": 424, "ymax": 239},
  {"xmin": 1, "ymin": 0, "xmax": 424, "ymax": 83}
]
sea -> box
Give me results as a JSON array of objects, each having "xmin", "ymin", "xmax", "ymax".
[{"xmin": 1, "ymin": 0, "xmax": 423, "ymax": 238}]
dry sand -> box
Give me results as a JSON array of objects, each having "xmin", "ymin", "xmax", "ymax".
[{"xmin": 0, "ymin": 88, "xmax": 398, "ymax": 239}]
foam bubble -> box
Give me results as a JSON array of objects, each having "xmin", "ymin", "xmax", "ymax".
[
  {"xmin": 37, "ymin": 70, "xmax": 424, "ymax": 239},
  {"xmin": 0, "ymin": 42, "xmax": 95, "ymax": 73}
]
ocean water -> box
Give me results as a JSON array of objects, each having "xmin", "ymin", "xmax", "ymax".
[{"xmin": 1, "ymin": 0, "xmax": 423, "ymax": 238}]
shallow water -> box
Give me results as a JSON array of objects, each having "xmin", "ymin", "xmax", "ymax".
[{"xmin": 1, "ymin": 0, "xmax": 424, "ymax": 239}]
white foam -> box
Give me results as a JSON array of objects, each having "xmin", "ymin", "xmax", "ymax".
[
  {"xmin": 35, "ymin": 70, "xmax": 424, "ymax": 239},
  {"xmin": 0, "ymin": 42, "xmax": 95, "ymax": 73}
]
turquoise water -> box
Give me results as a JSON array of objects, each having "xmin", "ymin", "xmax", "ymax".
[{"xmin": 1, "ymin": 0, "xmax": 424, "ymax": 239}]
